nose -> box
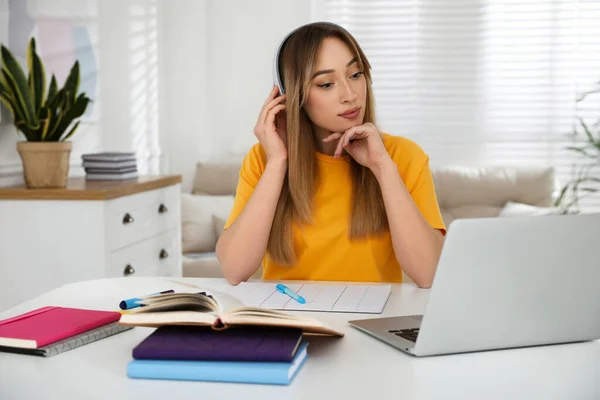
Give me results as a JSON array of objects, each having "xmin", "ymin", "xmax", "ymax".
[{"xmin": 339, "ymin": 79, "xmax": 358, "ymax": 103}]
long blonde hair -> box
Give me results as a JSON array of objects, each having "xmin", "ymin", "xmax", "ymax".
[{"xmin": 268, "ymin": 23, "xmax": 388, "ymax": 265}]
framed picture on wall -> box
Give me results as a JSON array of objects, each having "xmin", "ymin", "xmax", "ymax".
[{"xmin": 0, "ymin": 0, "xmax": 100, "ymax": 124}]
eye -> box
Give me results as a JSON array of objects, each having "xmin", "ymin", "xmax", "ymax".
[
  {"xmin": 351, "ymin": 72, "xmax": 363, "ymax": 79},
  {"xmin": 317, "ymin": 82, "xmax": 333, "ymax": 89}
]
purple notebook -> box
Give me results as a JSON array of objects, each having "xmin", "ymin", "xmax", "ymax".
[{"xmin": 132, "ymin": 326, "xmax": 304, "ymax": 362}]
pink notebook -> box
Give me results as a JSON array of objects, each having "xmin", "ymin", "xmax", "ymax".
[{"xmin": 0, "ymin": 306, "xmax": 121, "ymax": 349}]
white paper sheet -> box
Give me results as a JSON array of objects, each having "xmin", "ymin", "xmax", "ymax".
[{"xmin": 227, "ymin": 283, "xmax": 392, "ymax": 314}]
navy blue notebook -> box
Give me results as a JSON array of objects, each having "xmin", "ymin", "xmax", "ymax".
[{"xmin": 132, "ymin": 325, "xmax": 304, "ymax": 362}]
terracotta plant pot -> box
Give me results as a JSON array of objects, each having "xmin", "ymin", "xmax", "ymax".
[{"xmin": 16, "ymin": 142, "xmax": 72, "ymax": 188}]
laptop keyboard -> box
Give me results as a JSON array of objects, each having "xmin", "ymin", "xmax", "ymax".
[{"xmin": 388, "ymin": 328, "xmax": 420, "ymax": 342}]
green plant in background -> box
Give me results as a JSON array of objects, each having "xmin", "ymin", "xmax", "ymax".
[
  {"xmin": 0, "ymin": 37, "xmax": 91, "ymax": 142},
  {"xmin": 554, "ymin": 81, "xmax": 600, "ymax": 213}
]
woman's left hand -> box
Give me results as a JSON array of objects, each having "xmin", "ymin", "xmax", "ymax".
[{"xmin": 323, "ymin": 123, "xmax": 391, "ymax": 171}]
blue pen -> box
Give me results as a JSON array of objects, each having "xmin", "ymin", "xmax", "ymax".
[
  {"xmin": 276, "ymin": 284, "xmax": 306, "ymax": 304},
  {"xmin": 119, "ymin": 289, "xmax": 175, "ymax": 310}
]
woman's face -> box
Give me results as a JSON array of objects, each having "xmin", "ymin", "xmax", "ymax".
[{"xmin": 303, "ymin": 37, "xmax": 367, "ymax": 136}]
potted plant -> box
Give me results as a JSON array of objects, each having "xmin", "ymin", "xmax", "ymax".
[
  {"xmin": 0, "ymin": 37, "xmax": 91, "ymax": 188},
  {"xmin": 554, "ymin": 80, "xmax": 600, "ymax": 213}
]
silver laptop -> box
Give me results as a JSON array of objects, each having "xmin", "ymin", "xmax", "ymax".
[{"xmin": 349, "ymin": 213, "xmax": 600, "ymax": 357}]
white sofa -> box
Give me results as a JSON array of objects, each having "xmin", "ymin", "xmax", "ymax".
[{"xmin": 181, "ymin": 161, "xmax": 558, "ymax": 281}]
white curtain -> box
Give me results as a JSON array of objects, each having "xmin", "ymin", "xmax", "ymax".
[{"xmin": 316, "ymin": 0, "xmax": 600, "ymax": 211}]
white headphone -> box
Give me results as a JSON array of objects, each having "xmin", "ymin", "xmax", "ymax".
[{"xmin": 272, "ymin": 22, "xmax": 349, "ymax": 95}]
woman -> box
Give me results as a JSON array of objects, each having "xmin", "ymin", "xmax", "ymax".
[{"xmin": 216, "ymin": 22, "xmax": 446, "ymax": 288}]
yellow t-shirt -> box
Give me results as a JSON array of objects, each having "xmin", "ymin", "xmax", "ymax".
[{"xmin": 223, "ymin": 133, "xmax": 446, "ymax": 283}]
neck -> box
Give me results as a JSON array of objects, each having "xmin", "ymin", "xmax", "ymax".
[{"xmin": 312, "ymin": 126, "xmax": 337, "ymax": 156}]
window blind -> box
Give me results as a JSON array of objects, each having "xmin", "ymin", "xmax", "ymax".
[
  {"xmin": 129, "ymin": 0, "xmax": 161, "ymax": 175},
  {"xmin": 316, "ymin": 0, "xmax": 600, "ymax": 212}
]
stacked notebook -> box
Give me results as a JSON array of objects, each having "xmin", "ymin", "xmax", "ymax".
[
  {"xmin": 0, "ymin": 306, "xmax": 132, "ymax": 357},
  {"xmin": 127, "ymin": 326, "xmax": 308, "ymax": 385},
  {"xmin": 82, "ymin": 152, "xmax": 138, "ymax": 180}
]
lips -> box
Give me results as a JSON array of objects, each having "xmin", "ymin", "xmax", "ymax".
[{"xmin": 339, "ymin": 107, "xmax": 361, "ymax": 119}]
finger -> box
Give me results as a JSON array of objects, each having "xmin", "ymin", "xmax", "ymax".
[
  {"xmin": 257, "ymin": 87, "xmax": 283, "ymax": 124},
  {"xmin": 338, "ymin": 130, "xmax": 358, "ymax": 157},
  {"xmin": 261, "ymin": 95, "xmax": 287, "ymax": 125},
  {"xmin": 266, "ymin": 104, "xmax": 286, "ymax": 127},
  {"xmin": 343, "ymin": 131, "xmax": 358, "ymax": 149},
  {"xmin": 335, "ymin": 132, "xmax": 349, "ymax": 157},
  {"xmin": 323, "ymin": 132, "xmax": 343, "ymax": 143},
  {"xmin": 344, "ymin": 131, "xmax": 368, "ymax": 149},
  {"xmin": 263, "ymin": 85, "xmax": 279, "ymax": 108},
  {"xmin": 275, "ymin": 107, "xmax": 287, "ymax": 129}
]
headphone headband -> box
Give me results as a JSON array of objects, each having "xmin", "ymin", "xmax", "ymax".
[{"xmin": 272, "ymin": 22, "xmax": 348, "ymax": 95}]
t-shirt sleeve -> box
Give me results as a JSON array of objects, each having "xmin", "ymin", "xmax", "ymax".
[
  {"xmin": 223, "ymin": 144, "xmax": 267, "ymax": 230},
  {"xmin": 409, "ymin": 155, "xmax": 447, "ymax": 235}
]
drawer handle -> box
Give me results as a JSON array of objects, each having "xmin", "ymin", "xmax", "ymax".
[
  {"xmin": 123, "ymin": 264, "xmax": 135, "ymax": 276},
  {"xmin": 122, "ymin": 213, "xmax": 134, "ymax": 224},
  {"xmin": 158, "ymin": 204, "xmax": 168, "ymax": 214},
  {"xmin": 159, "ymin": 249, "xmax": 169, "ymax": 259}
]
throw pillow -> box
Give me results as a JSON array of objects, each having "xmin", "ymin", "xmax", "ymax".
[
  {"xmin": 180, "ymin": 193, "xmax": 234, "ymax": 253},
  {"xmin": 212, "ymin": 214, "xmax": 228, "ymax": 239},
  {"xmin": 498, "ymin": 201, "xmax": 562, "ymax": 217}
]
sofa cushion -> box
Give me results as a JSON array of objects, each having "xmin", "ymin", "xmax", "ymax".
[
  {"xmin": 432, "ymin": 166, "xmax": 555, "ymax": 210},
  {"xmin": 182, "ymin": 253, "xmax": 263, "ymax": 279},
  {"xmin": 442, "ymin": 205, "xmax": 503, "ymax": 228},
  {"xmin": 181, "ymin": 193, "xmax": 234, "ymax": 253},
  {"xmin": 192, "ymin": 162, "xmax": 241, "ymax": 195},
  {"xmin": 212, "ymin": 214, "xmax": 227, "ymax": 238},
  {"xmin": 499, "ymin": 201, "xmax": 562, "ymax": 217}
]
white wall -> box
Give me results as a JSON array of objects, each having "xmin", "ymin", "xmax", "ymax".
[
  {"xmin": 160, "ymin": 0, "xmax": 312, "ymax": 192},
  {"xmin": 158, "ymin": 0, "xmax": 208, "ymax": 193},
  {"xmin": 0, "ymin": 0, "xmax": 312, "ymax": 191},
  {"xmin": 0, "ymin": 0, "xmax": 161, "ymax": 186}
]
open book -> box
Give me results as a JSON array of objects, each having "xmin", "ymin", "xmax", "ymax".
[{"xmin": 118, "ymin": 290, "xmax": 344, "ymax": 337}]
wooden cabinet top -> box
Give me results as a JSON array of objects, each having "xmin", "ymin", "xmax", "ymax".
[{"xmin": 0, "ymin": 175, "xmax": 182, "ymax": 200}]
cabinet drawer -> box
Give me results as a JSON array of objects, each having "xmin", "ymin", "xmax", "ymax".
[
  {"xmin": 105, "ymin": 185, "xmax": 180, "ymax": 251},
  {"xmin": 107, "ymin": 229, "xmax": 180, "ymax": 278}
]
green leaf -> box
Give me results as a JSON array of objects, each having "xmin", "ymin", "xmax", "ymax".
[
  {"xmin": 45, "ymin": 107, "xmax": 63, "ymax": 142},
  {"xmin": 554, "ymin": 184, "xmax": 570, "ymax": 207},
  {"xmin": 62, "ymin": 120, "xmax": 80, "ymax": 141},
  {"xmin": 0, "ymin": 92, "xmax": 16, "ymax": 119},
  {"xmin": 46, "ymin": 74, "xmax": 57, "ymax": 106},
  {"xmin": 53, "ymin": 93, "xmax": 90, "ymax": 141},
  {"xmin": 577, "ymin": 87, "xmax": 600, "ymax": 103},
  {"xmin": 1, "ymin": 44, "xmax": 37, "ymax": 125},
  {"xmin": 26, "ymin": 37, "xmax": 46, "ymax": 114},
  {"xmin": 1, "ymin": 67, "xmax": 39, "ymax": 130},
  {"xmin": 63, "ymin": 61, "xmax": 80, "ymax": 105},
  {"xmin": 39, "ymin": 106, "xmax": 52, "ymax": 140},
  {"xmin": 46, "ymin": 106, "xmax": 65, "ymax": 141},
  {"xmin": 46, "ymin": 88, "xmax": 64, "ymax": 109},
  {"xmin": 15, "ymin": 120, "xmax": 34, "ymax": 141},
  {"xmin": 0, "ymin": 79, "xmax": 17, "ymax": 115},
  {"xmin": 578, "ymin": 117, "xmax": 600, "ymax": 148},
  {"xmin": 565, "ymin": 146, "xmax": 596, "ymax": 158}
]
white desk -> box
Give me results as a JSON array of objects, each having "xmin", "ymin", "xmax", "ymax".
[{"xmin": 1, "ymin": 277, "xmax": 598, "ymax": 400}]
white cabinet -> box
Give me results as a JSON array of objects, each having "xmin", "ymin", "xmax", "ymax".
[{"xmin": 0, "ymin": 176, "xmax": 182, "ymax": 311}]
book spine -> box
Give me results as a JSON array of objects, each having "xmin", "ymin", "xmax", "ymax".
[{"xmin": 42, "ymin": 323, "xmax": 133, "ymax": 357}]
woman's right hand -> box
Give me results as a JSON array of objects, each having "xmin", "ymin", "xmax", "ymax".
[{"xmin": 253, "ymin": 86, "xmax": 288, "ymax": 164}]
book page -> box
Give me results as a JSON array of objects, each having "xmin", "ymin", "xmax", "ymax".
[
  {"xmin": 128, "ymin": 292, "xmax": 219, "ymax": 313},
  {"xmin": 220, "ymin": 311, "xmax": 344, "ymax": 336},
  {"xmin": 118, "ymin": 290, "xmax": 247, "ymax": 328},
  {"xmin": 118, "ymin": 310, "xmax": 218, "ymax": 328}
]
